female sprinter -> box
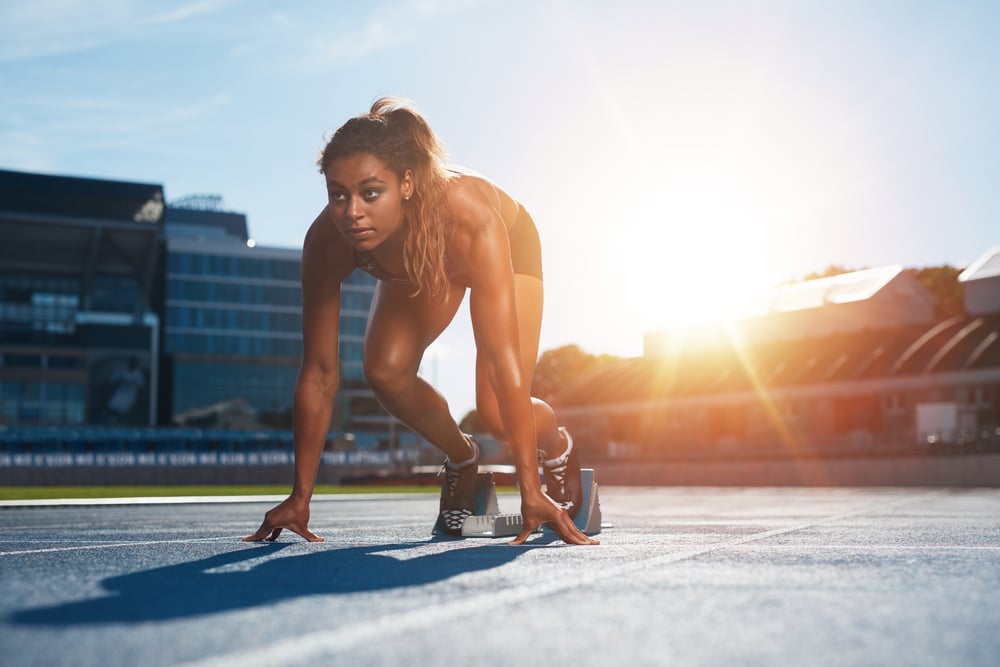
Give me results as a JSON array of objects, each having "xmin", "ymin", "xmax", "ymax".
[{"xmin": 245, "ymin": 97, "xmax": 597, "ymax": 546}]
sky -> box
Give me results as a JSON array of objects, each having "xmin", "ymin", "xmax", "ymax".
[{"xmin": 2, "ymin": 0, "xmax": 1000, "ymax": 419}]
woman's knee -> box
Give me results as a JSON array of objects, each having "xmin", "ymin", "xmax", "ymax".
[{"xmin": 363, "ymin": 356, "xmax": 415, "ymax": 401}]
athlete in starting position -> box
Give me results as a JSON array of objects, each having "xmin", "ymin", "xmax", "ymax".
[{"xmin": 245, "ymin": 97, "xmax": 597, "ymax": 545}]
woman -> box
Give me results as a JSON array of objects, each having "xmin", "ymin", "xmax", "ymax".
[{"xmin": 245, "ymin": 98, "xmax": 597, "ymax": 546}]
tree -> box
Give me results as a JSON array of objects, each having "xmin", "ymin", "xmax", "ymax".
[
  {"xmin": 909, "ymin": 265, "xmax": 965, "ymax": 319},
  {"xmin": 800, "ymin": 264, "xmax": 861, "ymax": 281},
  {"xmin": 532, "ymin": 344, "xmax": 618, "ymax": 404}
]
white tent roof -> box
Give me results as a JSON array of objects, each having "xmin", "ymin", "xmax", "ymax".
[
  {"xmin": 958, "ymin": 246, "xmax": 1000, "ymax": 282},
  {"xmin": 766, "ymin": 265, "xmax": 905, "ymax": 313}
]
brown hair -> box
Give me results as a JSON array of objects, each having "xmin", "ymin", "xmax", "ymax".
[{"xmin": 318, "ymin": 97, "xmax": 451, "ymax": 299}]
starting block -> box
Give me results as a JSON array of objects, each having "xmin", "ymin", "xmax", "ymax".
[
  {"xmin": 431, "ymin": 472, "xmax": 500, "ymax": 536},
  {"xmin": 443, "ymin": 469, "xmax": 603, "ymax": 539}
]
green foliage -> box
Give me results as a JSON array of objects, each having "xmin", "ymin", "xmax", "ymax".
[
  {"xmin": 532, "ymin": 344, "xmax": 619, "ymax": 403},
  {"xmin": 800, "ymin": 264, "xmax": 863, "ymax": 281},
  {"xmin": 909, "ymin": 265, "xmax": 965, "ymax": 319}
]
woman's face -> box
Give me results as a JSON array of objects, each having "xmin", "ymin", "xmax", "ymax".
[{"xmin": 325, "ymin": 152, "xmax": 413, "ymax": 251}]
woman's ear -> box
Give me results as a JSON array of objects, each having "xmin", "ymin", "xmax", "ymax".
[{"xmin": 401, "ymin": 169, "xmax": 415, "ymax": 200}]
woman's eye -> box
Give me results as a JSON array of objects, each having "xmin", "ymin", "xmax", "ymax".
[
  {"xmin": 364, "ymin": 189, "xmax": 381, "ymax": 200},
  {"xmin": 329, "ymin": 191, "xmax": 346, "ymax": 203}
]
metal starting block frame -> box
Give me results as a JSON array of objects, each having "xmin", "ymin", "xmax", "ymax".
[
  {"xmin": 431, "ymin": 472, "xmax": 501, "ymax": 536},
  {"xmin": 434, "ymin": 469, "xmax": 603, "ymax": 539}
]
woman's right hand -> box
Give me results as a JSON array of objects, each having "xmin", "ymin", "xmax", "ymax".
[{"xmin": 243, "ymin": 495, "xmax": 323, "ymax": 542}]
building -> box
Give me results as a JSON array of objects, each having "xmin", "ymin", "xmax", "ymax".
[
  {"xmin": 0, "ymin": 169, "xmax": 163, "ymax": 427},
  {"xmin": 561, "ymin": 262, "xmax": 1000, "ymax": 460},
  {"xmin": 0, "ymin": 169, "xmax": 402, "ymax": 450},
  {"xmin": 959, "ymin": 246, "xmax": 1000, "ymax": 316},
  {"xmin": 163, "ymin": 201, "xmax": 395, "ymax": 442}
]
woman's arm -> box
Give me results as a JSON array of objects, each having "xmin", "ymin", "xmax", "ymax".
[
  {"xmin": 289, "ymin": 222, "xmax": 346, "ymax": 501},
  {"xmin": 452, "ymin": 184, "xmax": 595, "ymax": 544},
  {"xmin": 244, "ymin": 209, "xmax": 351, "ymax": 542},
  {"xmin": 466, "ymin": 225, "xmax": 541, "ymax": 491}
]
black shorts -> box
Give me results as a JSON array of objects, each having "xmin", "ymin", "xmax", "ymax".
[{"xmin": 510, "ymin": 205, "xmax": 543, "ymax": 280}]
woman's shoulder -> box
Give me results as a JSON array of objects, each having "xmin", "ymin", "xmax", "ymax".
[
  {"xmin": 302, "ymin": 206, "xmax": 354, "ymax": 282},
  {"xmin": 444, "ymin": 165, "xmax": 490, "ymax": 195},
  {"xmin": 443, "ymin": 166, "xmax": 517, "ymax": 224}
]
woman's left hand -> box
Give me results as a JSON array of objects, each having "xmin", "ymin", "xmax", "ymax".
[{"xmin": 511, "ymin": 492, "xmax": 599, "ymax": 546}]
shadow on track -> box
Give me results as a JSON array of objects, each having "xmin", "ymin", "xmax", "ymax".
[{"xmin": 11, "ymin": 541, "xmax": 535, "ymax": 626}]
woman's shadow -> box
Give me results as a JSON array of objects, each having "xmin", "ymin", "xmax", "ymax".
[{"xmin": 11, "ymin": 541, "xmax": 534, "ymax": 626}]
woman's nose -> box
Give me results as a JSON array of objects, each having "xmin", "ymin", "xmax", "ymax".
[{"xmin": 347, "ymin": 195, "xmax": 363, "ymax": 220}]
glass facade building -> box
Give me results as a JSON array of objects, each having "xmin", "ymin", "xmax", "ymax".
[
  {"xmin": 163, "ymin": 207, "xmax": 396, "ymax": 442},
  {"xmin": 0, "ymin": 169, "xmax": 163, "ymax": 427},
  {"xmin": 164, "ymin": 236, "xmax": 304, "ymax": 427},
  {"xmin": 1, "ymin": 169, "xmax": 400, "ymax": 447}
]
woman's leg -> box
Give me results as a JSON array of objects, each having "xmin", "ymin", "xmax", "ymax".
[{"xmin": 363, "ymin": 281, "xmax": 472, "ymax": 462}]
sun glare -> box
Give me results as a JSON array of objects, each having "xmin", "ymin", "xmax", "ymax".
[
  {"xmin": 541, "ymin": 46, "xmax": 850, "ymax": 353},
  {"xmin": 618, "ymin": 97, "xmax": 824, "ymax": 334},
  {"xmin": 632, "ymin": 157, "xmax": 792, "ymax": 332}
]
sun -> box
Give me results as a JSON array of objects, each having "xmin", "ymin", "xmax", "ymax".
[
  {"xmin": 620, "ymin": 111, "xmax": 824, "ymax": 334},
  {"xmin": 533, "ymin": 60, "xmax": 850, "ymax": 355},
  {"xmin": 619, "ymin": 159, "xmax": 796, "ymax": 333}
]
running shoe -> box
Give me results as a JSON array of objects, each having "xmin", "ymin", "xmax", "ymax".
[
  {"xmin": 540, "ymin": 427, "xmax": 583, "ymax": 519},
  {"xmin": 437, "ymin": 434, "xmax": 480, "ymax": 535}
]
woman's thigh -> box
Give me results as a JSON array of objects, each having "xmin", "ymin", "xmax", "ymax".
[{"xmin": 364, "ymin": 281, "xmax": 466, "ymax": 378}]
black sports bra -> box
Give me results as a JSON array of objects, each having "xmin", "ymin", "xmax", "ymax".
[{"xmin": 353, "ymin": 249, "xmax": 465, "ymax": 286}]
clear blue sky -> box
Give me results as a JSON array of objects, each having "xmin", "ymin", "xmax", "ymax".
[{"xmin": 3, "ymin": 1, "xmax": 999, "ymax": 419}]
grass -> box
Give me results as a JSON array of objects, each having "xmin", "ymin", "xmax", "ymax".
[{"xmin": 0, "ymin": 485, "xmax": 443, "ymax": 501}]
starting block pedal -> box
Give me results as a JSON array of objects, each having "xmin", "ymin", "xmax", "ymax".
[
  {"xmin": 456, "ymin": 468, "xmax": 604, "ymax": 539},
  {"xmin": 432, "ymin": 472, "xmax": 499, "ymax": 536}
]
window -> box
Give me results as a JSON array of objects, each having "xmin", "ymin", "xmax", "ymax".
[{"xmin": 92, "ymin": 275, "xmax": 142, "ymax": 312}]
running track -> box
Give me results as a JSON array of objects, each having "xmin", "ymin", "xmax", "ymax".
[{"xmin": 1, "ymin": 487, "xmax": 998, "ymax": 666}]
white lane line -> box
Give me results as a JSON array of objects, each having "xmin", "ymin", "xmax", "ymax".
[
  {"xmin": 180, "ymin": 494, "xmax": 937, "ymax": 667},
  {"xmin": 0, "ymin": 493, "xmax": 433, "ymax": 508},
  {"xmin": 730, "ymin": 544, "xmax": 1000, "ymax": 550},
  {"xmin": 0, "ymin": 536, "xmax": 236, "ymax": 556}
]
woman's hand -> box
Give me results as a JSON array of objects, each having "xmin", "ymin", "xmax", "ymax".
[
  {"xmin": 243, "ymin": 495, "xmax": 323, "ymax": 542},
  {"xmin": 511, "ymin": 492, "xmax": 599, "ymax": 546}
]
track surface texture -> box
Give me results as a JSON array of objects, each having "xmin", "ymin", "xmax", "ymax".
[{"xmin": 2, "ymin": 487, "xmax": 998, "ymax": 666}]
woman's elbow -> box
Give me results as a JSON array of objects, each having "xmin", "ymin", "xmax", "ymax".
[{"xmin": 298, "ymin": 362, "xmax": 339, "ymax": 398}]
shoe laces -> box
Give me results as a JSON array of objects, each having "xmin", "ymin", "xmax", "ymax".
[
  {"xmin": 439, "ymin": 461, "xmax": 462, "ymax": 497},
  {"xmin": 540, "ymin": 454, "xmax": 569, "ymax": 495},
  {"xmin": 540, "ymin": 428, "xmax": 574, "ymax": 505},
  {"xmin": 439, "ymin": 435, "xmax": 477, "ymax": 498}
]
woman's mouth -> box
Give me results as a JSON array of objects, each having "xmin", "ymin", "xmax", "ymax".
[{"xmin": 345, "ymin": 227, "xmax": 375, "ymax": 242}]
